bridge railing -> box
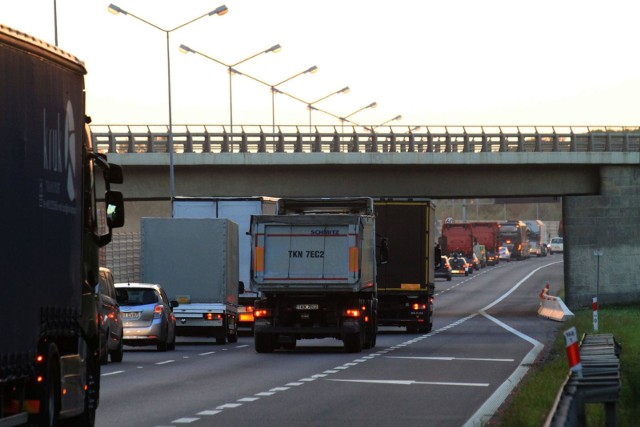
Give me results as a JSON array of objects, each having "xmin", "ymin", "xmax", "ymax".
[{"xmin": 90, "ymin": 125, "xmax": 640, "ymax": 154}]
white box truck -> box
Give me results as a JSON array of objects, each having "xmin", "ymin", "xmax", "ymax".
[
  {"xmin": 172, "ymin": 197, "xmax": 277, "ymax": 331},
  {"xmin": 141, "ymin": 217, "xmax": 239, "ymax": 344}
]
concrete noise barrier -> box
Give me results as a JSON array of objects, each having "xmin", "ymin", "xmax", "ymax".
[{"xmin": 538, "ymin": 284, "xmax": 575, "ymax": 322}]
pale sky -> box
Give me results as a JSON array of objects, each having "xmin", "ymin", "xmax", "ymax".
[{"xmin": 3, "ymin": 0, "xmax": 640, "ymax": 128}]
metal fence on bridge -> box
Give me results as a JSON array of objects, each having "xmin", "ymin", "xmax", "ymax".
[{"xmin": 91, "ymin": 125, "xmax": 640, "ymax": 155}]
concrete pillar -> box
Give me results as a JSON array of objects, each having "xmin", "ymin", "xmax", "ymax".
[{"xmin": 565, "ymin": 166, "xmax": 640, "ymax": 308}]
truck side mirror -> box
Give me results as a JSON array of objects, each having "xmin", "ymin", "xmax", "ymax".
[{"xmin": 106, "ymin": 191, "xmax": 125, "ymax": 229}]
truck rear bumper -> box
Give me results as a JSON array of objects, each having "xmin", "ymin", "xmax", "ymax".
[{"xmin": 254, "ymin": 323, "xmax": 360, "ymax": 337}]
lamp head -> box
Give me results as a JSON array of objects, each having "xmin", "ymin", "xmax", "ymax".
[
  {"xmin": 107, "ymin": 3, "xmax": 127, "ymax": 15},
  {"xmin": 179, "ymin": 44, "xmax": 195, "ymax": 54},
  {"xmin": 306, "ymin": 65, "xmax": 319, "ymax": 74},
  {"xmin": 368, "ymin": 102, "xmax": 378, "ymax": 109},
  {"xmin": 210, "ymin": 5, "xmax": 229, "ymax": 16},
  {"xmin": 339, "ymin": 86, "xmax": 350, "ymax": 94},
  {"xmin": 268, "ymin": 44, "xmax": 282, "ymax": 54}
]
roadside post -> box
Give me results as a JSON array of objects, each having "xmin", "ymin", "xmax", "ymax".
[
  {"xmin": 592, "ymin": 297, "xmax": 599, "ymax": 332},
  {"xmin": 593, "ymin": 249, "xmax": 603, "ymax": 332},
  {"xmin": 563, "ymin": 326, "xmax": 582, "ymax": 378}
]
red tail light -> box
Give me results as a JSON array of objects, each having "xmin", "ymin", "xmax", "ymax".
[
  {"xmin": 412, "ymin": 303, "xmax": 427, "ymax": 310},
  {"xmin": 254, "ymin": 309, "xmax": 270, "ymax": 318},
  {"xmin": 153, "ymin": 305, "xmax": 163, "ymax": 318},
  {"xmin": 345, "ymin": 309, "xmax": 361, "ymax": 318},
  {"xmin": 203, "ymin": 313, "xmax": 223, "ymax": 321}
]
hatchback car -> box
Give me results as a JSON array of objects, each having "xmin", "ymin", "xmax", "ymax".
[
  {"xmin": 115, "ymin": 283, "xmax": 179, "ymax": 352},
  {"xmin": 548, "ymin": 237, "xmax": 564, "ymax": 255},
  {"xmin": 97, "ymin": 267, "xmax": 124, "ymax": 364},
  {"xmin": 499, "ymin": 246, "xmax": 511, "ymax": 262},
  {"xmin": 434, "ymin": 256, "xmax": 452, "ymax": 281}
]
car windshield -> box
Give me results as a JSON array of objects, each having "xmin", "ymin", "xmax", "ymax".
[{"xmin": 116, "ymin": 288, "xmax": 158, "ymax": 306}]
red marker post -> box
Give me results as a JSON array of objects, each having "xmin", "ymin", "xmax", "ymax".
[
  {"xmin": 592, "ymin": 296, "xmax": 599, "ymax": 332},
  {"xmin": 564, "ymin": 326, "xmax": 582, "ymax": 378}
]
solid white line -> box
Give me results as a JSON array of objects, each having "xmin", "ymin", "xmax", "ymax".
[
  {"xmin": 462, "ymin": 262, "xmax": 558, "ymax": 427},
  {"xmin": 327, "ymin": 379, "xmax": 489, "ymax": 387},
  {"xmin": 385, "ymin": 356, "xmax": 514, "ymax": 362},
  {"xmin": 101, "ymin": 370, "xmax": 125, "ymax": 377}
]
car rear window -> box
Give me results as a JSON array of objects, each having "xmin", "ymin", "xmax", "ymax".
[{"xmin": 116, "ymin": 288, "xmax": 159, "ymax": 306}]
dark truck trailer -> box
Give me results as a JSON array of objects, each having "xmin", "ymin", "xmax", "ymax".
[
  {"xmin": 375, "ymin": 199, "xmax": 435, "ymax": 333},
  {"xmin": 0, "ymin": 24, "xmax": 124, "ymax": 426},
  {"xmin": 250, "ymin": 198, "xmax": 378, "ymax": 353}
]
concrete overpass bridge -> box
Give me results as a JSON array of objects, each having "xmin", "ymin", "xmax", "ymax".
[{"xmin": 92, "ymin": 124, "xmax": 640, "ymax": 308}]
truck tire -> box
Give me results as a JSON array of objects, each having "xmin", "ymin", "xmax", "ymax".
[
  {"xmin": 343, "ymin": 332, "xmax": 362, "ymax": 353},
  {"xmin": 35, "ymin": 343, "xmax": 60, "ymax": 427},
  {"xmin": 255, "ymin": 333, "xmax": 274, "ymax": 353}
]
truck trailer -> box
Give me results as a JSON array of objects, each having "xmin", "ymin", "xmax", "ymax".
[
  {"xmin": 0, "ymin": 24, "xmax": 125, "ymax": 426},
  {"xmin": 440, "ymin": 223, "xmax": 477, "ymax": 269},
  {"xmin": 141, "ymin": 218, "xmax": 240, "ymax": 344},
  {"xmin": 374, "ymin": 199, "xmax": 435, "ymax": 333},
  {"xmin": 470, "ymin": 222, "xmax": 501, "ymax": 266},
  {"xmin": 250, "ymin": 198, "xmax": 378, "ymax": 353}
]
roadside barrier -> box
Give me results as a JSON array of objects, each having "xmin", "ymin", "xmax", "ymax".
[
  {"xmin": 545, "ymin": 333, "xmax": 621, "ymax": 427},
  {"xmin": 538, "ymin": 284, "xmax": 574, "ymax": 322}
]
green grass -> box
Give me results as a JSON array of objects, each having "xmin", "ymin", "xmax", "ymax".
[{"xmin": 496, "ymin": 303, "xmax": 640, "ymax": 426}]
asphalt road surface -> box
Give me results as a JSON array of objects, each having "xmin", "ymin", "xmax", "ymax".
[{"xmin": 96, "ymin": 256, "xmax": 565, "ymax": 427}]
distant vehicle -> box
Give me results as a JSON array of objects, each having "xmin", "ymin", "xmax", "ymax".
[
  {"xmin": 474, "ymin": 244, "xmax": 487, "ymax": 268},
  {"xmin": 525, "ymin": 220, "xmax": 548, "ymax": 257},
  {"xmin": 449, "ymin": 255, "xmax": 471, "ymax": 276},
  {"xmin": 465, "ymin": 253, "xmax": 481, "ymax": 271},
  {"xmin": 115, "ymin": 283, "xmax": 179, "ymax": 352},
  {"xmin": 97, "ymin": 267, "xmax": 124, "ymax": 364},
  {"xmin": 499, "ymin": 246, "xmax": 511, "ymax": 261},
  {"xmin": 499, "ymin": 221, "xmax": 530, "ymax": 260},
  {"xmin": 435, "ymin": 256, "xmax": 453, "ymax": 281},
  {"xmin": 548, "ymin": 237, "xmax": 564, "ymax": 254},
  {"xmin": 238, "ymin": 289, "xmax": 257, "ymax": 333},
  {"xmin": 470, "ymin": 222, "xmax": 501, "ymax": 266}
]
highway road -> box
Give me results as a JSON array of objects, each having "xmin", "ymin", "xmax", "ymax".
[{"xmin": 96, "ymin": 256, "xmax": 565, "ymax": 427}]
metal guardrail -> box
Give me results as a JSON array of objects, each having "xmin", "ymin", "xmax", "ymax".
[
  {"xmin": 546, "ymin": 333, "xmax": 621, "ymax": 427},
  {"xmin": 90, "ymin": 125, "xmax": 640, "ymax": 155}
]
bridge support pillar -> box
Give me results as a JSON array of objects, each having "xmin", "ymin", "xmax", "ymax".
[{"xmin": 564, "ymin": 165, "xmax": 640, "ymax": 308}]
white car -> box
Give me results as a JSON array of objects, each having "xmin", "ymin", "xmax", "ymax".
[
  {"xmin": 548, "ymin": 237, "xmax": 564, "ymax": 254},
  {"xmin": 499, "ymin": 246, "xmax": 511, "ymax": 262}
]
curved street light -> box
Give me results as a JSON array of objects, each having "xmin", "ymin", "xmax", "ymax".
[
  {"xmin": 107, "ymin": 3, "xmax": 228, "ymax": 210},
  {"xmin": 271, "ymin": 66, "xmax": 318, "ymax": 132},
  {"xmin": 340, "ymin": 101, "xmax": 377, "ymax": 130},
  {"xmin": 307, "ymin": 86, "xmax": 350, "ymax": 131},
  {"xmin": 179, "ymin": 44, "xmax": 281, "ymax": 135}
]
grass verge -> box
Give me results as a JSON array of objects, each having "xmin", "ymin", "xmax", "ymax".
[{"xmin": 495, "ymin": 302, "xmax": 640, "ymax": 426}]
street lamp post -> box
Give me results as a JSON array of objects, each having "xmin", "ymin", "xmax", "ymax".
[
  {"xmin": 107, "ymin": 3, "xmax": 228, "ymax": 212},
  {"xmin": 307, "ymin": 86, "xmax": 350, "ymax": 132},
  {"xmin": 179, "ymin": 44, "xmax": 281, "ymax": 135},
  {"xmin": 340, "ymin": 101, "xmax": 377, "ymax": 131},
  {"xmin": 271, "ymin": 66, "xmax": 318, "ymax": 133}
]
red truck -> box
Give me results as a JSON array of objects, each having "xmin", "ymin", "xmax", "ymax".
[
  {"xmin": 440, "ymin": 223, "xmax": 477, "ymax": 269},
  {"xmin": 470, "ymin": 222, "xmax": 501, "ymax": 266}
]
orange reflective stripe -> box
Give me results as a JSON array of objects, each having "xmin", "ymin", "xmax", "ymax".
[
  {"xmin": 254, "ymin": 246, "xmax": 264, "ymax": 272},
  {"xmin": 349, "ymin": 247, "xmax": 358, "ymax": 272}
]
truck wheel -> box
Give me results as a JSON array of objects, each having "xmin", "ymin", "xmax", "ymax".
[
  {"xmin": 344, "ymin": 332, "xmax": 362, "ymax": 353},
  {"xmin": 109, "ymin": 335, "xmax": 124, "ymax": 363},
  {"xmin": 227, "ymin": 330, "xmax": 238, "ymax": 343},
  {"xmin": 255, "ymin": 333, "xmax": 274, "ymax": 353},
  {"xmin": 35, "ymin": 343, "xmax": 60, "ymax": 427},
  {"xmin": 447, "ymin": 275, "xmax": 452, "ymax": 281}
]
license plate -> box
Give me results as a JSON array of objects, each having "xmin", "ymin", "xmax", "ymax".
[
  {"xmin": 295, "ymin": 304, "xmax": 319, "ymax": 310},
  {"xmin": 122, "ymin": 312, "xmax": 140, "ymax": 319}
]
